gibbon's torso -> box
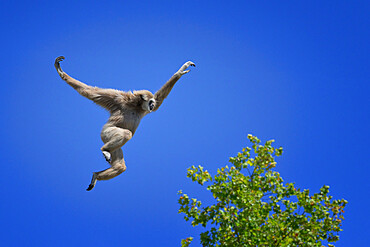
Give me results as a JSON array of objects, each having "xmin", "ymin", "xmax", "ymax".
[{"xmin": 106, "ymin": 107, "xmax": 147, "ymax": 135}]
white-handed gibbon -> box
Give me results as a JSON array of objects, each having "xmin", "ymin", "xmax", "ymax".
[{"xmin": 54, "ymin": 56, "xmax": 195, "ymax": 191}]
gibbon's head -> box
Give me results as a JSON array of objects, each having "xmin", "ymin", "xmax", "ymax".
[{"xmin": 134, "ymin": 90, "xmax": 156, "ymax": 112}]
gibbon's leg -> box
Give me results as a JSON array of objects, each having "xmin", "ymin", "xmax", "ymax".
[
  {"xmin": 86, "ymin": 149, "xmax": 126, "ymax": 191},
  {"xmin": 100, "ymin": 126, "xmax": 132, "ymax": 163}
]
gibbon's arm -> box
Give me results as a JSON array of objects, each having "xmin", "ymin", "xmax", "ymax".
[
  {"xmin": 54, "ymin": 56, "xmax": 123, "ymax": 111},
  {"xmin": 153, "ymin": 61, "xmax": 195, "ymax": 111}
]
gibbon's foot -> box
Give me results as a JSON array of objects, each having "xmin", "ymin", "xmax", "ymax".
[
  {"xmin": 86, "ymin": 184, "xmax": 94, "ymax": 191},
  {"xmin": 86, "ymin": 173, "xmax": 98, "ymax": 191},
  {"xmin": 102, "ymin": 151, "xmax": 112, "ymax": 163}
]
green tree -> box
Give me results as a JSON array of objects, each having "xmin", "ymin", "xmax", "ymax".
[{"xmin": 178, "ymin": 135, "xmax": 347, "ymax": 247}]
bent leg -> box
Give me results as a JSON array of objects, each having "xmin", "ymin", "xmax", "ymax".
[
  {"xmin": 86, "ymin": 149, "xmax": 126, "ymax": 191},
  {"xmin": 100, "ymin": 126, "xmax": 132, "ymax": 163},
  {"xmin": 96, "ymin": 149, "xmax": 126, "ymax": 180}
]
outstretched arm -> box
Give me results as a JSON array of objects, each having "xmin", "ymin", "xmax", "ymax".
[
  {"xmin": 153, "ymin": 61, "xmax": 195, "ymax": 111},
  {"xmin": 54, "ymin": 56, "xmax": 123, "ymax": 111},
  {"xmin": 55, "ymin": 56, "xmax": 93, "ymax": 93}
]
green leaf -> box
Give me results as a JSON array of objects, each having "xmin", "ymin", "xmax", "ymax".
[{"xmin": 178, "ymin": 135, "xmax": 347, "ymax": 246}]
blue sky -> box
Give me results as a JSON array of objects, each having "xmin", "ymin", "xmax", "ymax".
[{"xmin": 0, "ymin": 1, "xmax": 368, "ymax": 246}]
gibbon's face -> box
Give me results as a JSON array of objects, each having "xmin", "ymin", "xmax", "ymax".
[
  {"xmin": 142, "ymin": 98, "xmax": 156, "ymax": 112},
  {"xmin": 140, "ymin": 92, "xmax": 156, "ymax": 112}
]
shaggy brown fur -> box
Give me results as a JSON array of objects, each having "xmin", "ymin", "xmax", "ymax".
[{"xmin": 54, "ymin": 56, "xmax": 195, "ymax": 191}]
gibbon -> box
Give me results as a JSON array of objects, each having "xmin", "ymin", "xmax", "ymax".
[{"xmin": 54, "ymin": 56, "xmax": 195, "ymax": 191}]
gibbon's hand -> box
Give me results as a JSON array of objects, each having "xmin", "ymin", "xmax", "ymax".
[
  {"xmin": 177, "ymin": 61, "xmax": 196, "ymax": 75},
  {"xmin": 54, "ymin": 56, "xmax": 65, "ymax": 77}
]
